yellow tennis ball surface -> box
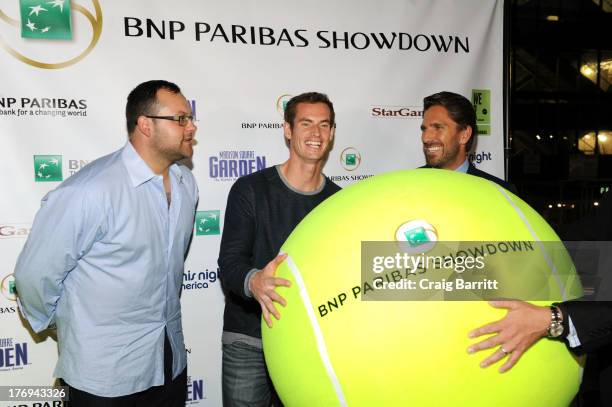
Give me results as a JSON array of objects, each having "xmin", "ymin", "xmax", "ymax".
[{"xmin": 262, "ymin": 169, "xmax": 583, "ymax": 407}]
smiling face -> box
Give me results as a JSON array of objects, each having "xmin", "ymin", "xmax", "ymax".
[
  {"xmin": 284, "ymin": 102, "xmax": 335, "ymax": 165},
  {"xmin": 149, "ymin": 88, "xmax": 197, "ymax": 162},
  {"xmin": 420, "ymin": 105, "xmax": 471, "ymax": 170}
]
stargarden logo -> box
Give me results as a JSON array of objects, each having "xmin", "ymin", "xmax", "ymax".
[
  {"xmin": 276, "ymin": 94, "xmax": 292, "ymax": 117},
  {"xmin": 395, "ymin": 220, "xmax": 437, "ymax": 254},
  {"xmin": 195, "ymin": 211, "xmax": 220, "ymax": 236},
  {"xmin": 1, "ymin": 274, "xmax": 17, "ymax": 301},
  {"xmin": 0, "ymin": 223, "xmax": 31, "ymax": 239},
  {"xmin": 33, "ymin": 155, "xmax": 62, "ymax": 182},
  {"xmin": 340, "ymin": 147, "xmax": 361, "ymax": 171},
  {"xmin": 0, "ymin": 0, "xmax": 102, "ymax": 69},
  {"xmin": 370, "ymin": 105, "xmax": 423, "ymax": 119}
]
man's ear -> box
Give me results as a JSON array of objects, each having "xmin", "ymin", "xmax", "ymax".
[
  {"xmin": 136, "ymin": 116, "xmax": 152, "ymax": 138},
  {"xmin": 283, "ymin": 121, "xmax": 292, "ymax": 142},
  {"xmin": 459, "ymin": 126, "xmax": 472, "ymax": 146}
]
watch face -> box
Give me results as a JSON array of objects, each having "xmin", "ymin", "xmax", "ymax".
[{"xmin": 549, "ymin": 324, "xmax": 564, "ymax": 338}]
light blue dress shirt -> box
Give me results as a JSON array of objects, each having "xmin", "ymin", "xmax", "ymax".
[
  {"xmin": 455, "ymin": 159, "xmax": 470, "ymax": 173},
  {"xmin": 14, "ymin": 142, "xmax": 198, "ymax": 397}
]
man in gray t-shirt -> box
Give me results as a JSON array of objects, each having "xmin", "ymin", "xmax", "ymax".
[{"xmin": 218, "ymin": 92, "xmax": 340, "ymax": 407}]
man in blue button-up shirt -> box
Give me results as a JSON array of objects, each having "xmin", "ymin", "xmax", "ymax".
[{"xmin": 14, "ymin": 80, "xmax": 198, "ymax": 406}]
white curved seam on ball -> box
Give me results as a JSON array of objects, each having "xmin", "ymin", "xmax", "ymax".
[
  {"xmin": 493, "ymin": 185, "xmax": 568, "ymax": 301},
  {"xmin": 285, "ymin": 253, "xmax": 349, "ymax": 407}
]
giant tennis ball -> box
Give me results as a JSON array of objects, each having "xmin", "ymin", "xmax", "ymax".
[{"xmin": 262, "ymin": 169, "xmax": 583, "ymax": 407}]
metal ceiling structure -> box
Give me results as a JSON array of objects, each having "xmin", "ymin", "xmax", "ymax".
[{"xmin": 509, "ymin": 0, "xmax": 612, "ymax": 227}]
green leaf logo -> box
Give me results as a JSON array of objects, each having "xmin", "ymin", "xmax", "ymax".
[
  {"xmin": 195, "ymin": 210, "xmax": 221, "ymax": 236},
  {"xmin": 34, "ymin": 155, "xmax": 63, "ymax": 182},
  {"xmin": 20, "ymin": 0, "xmax": 72, "ymax": 40}
]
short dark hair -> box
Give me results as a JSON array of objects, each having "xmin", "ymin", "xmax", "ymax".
[
  {"xmin": 126, "ymin": 80, "xmax": 181, "ymax": 135},
  {"xmin": 284, "ymin": 92, "xmax": 335, "ymax": 128},
  {"xmin": 423, "ymin": 91, "xmax": 477, "ymax": 152}
]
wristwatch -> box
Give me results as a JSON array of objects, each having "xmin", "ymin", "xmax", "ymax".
[{"xmin": 547, "ymin": 305, "xmax": 564, "ymax": 338}]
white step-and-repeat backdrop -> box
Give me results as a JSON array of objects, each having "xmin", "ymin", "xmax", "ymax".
[{"xmin": 1, "ymin": 1, "xmax": 504, "ymax": 405}]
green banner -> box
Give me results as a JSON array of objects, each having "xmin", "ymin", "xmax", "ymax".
[{"xmin": 472, "ymin": 89, "xmax": 491, "ymax": 136}]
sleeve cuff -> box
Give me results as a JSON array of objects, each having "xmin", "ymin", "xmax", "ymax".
[
  {"xmin": 16, "ymin": 296, "xmax": 54, "ymax": 333},
  {"xmin": 566, "ymin": 315, "xmax": 581, "ymax": 348},
  {"xmin": 244, "ymin": 268, "xmax": 260, "ymax": 298}
]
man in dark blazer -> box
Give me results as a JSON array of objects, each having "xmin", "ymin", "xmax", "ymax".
[
  {"xmin": 419, "ymin": 91, "xmax": 516, "ymax": 193},
  {"xmin": 467, "ymin": 191, "xmax": 612, "ymax": 406}
]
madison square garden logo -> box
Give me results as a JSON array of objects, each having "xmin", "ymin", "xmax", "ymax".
[
  {"xmin": 340, "ymin": 147, "xmax": 362, "ymax": 171},
  {"xmin": 195, "ymin": 211, "xmax": 220, "ymax": 236},
  {"xmin": 186, "ymin": 376, "xmax": 205, "ymax": 403},
  {"xmin": 1, "ymin": 274, "xmax": 17, "ymax": 301},
  {"xmin": 33, "ymin": 155, "xmax": 62, "ymax": 182},
  {"xmin": 189, "ymin": 100, "xmax": 197, "ymax": 121},
  {"xmin": 0, "ymin": 336, "xmax": 29, "ymax": 370}
]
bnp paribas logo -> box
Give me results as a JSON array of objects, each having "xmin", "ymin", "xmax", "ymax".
[
  {"xmin": 1, "ymin": 274, "xmax": 17, "ymax": 301},
  {"xmin": 340, "ymin": 147, "xmax": 361, "ymax": 171},
  {"xmin": 395, "ymin": 220, "xmax": 437, "ymax": 254},
  {"xmin": 20, "ymin": 0, "xmax": 71, "ymax": 40},
  {"xmin": 195, "ymin": 210, "xmax": 220, "ymax": 236},
  {"xmin": 276, "ymin": 94, "xmax": 292, "ymax": 117},
  {"xmin": 0, "ymin": 1, "xmax": 102, "ymax": 69},
  {"xmin": 34, "ymin": 155, "xmax": 63, "ymax": 182}
]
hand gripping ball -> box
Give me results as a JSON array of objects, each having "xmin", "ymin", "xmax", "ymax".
[{"xmin": 262, "ymin": 169, "xmax": 583, "ymax": 407}]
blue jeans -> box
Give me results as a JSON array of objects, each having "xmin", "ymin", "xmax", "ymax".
[{"xmin": 222, "ymin": 341, "xmax": 281, "ymax": 407}]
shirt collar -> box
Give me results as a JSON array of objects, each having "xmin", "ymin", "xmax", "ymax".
[
  {"xmin": 170, "ymin": 163, "xmax": 184, "ymax": 184},
  {"xmin": 121, "ymin": 142, "xmax": 183, "ymax": 187},
  {"xmin": 455, "ymin": 159, "xmax": 470, "ymax": 174}
]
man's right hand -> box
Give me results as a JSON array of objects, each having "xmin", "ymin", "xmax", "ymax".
[
  {"xmin": 249, "ymin": 253, "xmax": 291, "ymax": 328},
  {"xmin": 467, "ymin": 300, "xmax": 551, "ymax": 372}
]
